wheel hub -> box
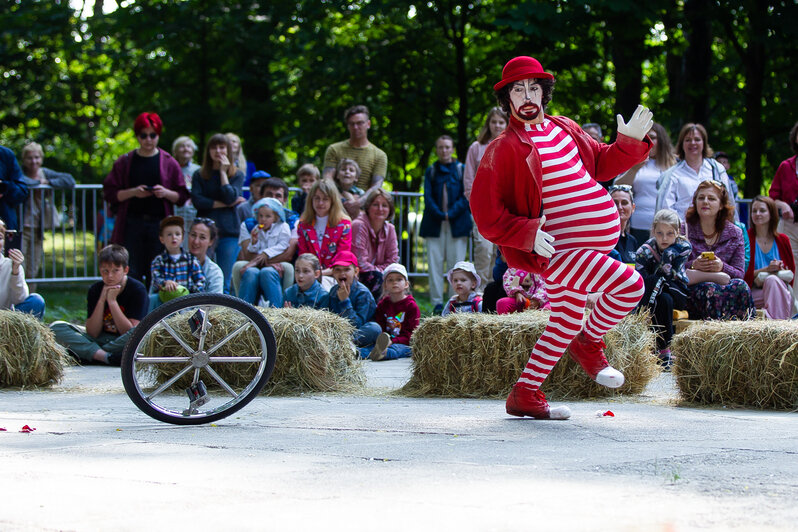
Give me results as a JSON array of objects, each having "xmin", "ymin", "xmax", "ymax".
[{"xmin": 191, "ymin": 350, "xmax": 209, "ymax": 368}]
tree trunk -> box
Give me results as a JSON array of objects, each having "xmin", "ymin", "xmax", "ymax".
[
  {"xmin": 609, "ymin": 15, "xmax": 647, "ymax": 120},
  {"xmin": 742, "ymin": 2, "xmax": 767, "ymax": 196},
  {"xmin": 683, "ymin": 0, "xmax": 712, "ymax": 126}
]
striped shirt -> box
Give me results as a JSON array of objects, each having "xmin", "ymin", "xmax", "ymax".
[
  {"xmin": 150, "ymin": 250, "xmax": 206, "ymax": 293},
  {"xmin": 527, "ymin": 120, "xmax": 620, "ymax": 254}
]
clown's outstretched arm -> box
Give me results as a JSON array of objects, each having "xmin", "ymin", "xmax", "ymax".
[{"xmin": 588, "ymin": 105, "xmax": 654, "ymax": 182}]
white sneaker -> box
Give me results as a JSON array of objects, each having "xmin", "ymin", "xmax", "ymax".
[{"xmin": 369, "ymin": 332, "xmax": 391, "ymax": 361}]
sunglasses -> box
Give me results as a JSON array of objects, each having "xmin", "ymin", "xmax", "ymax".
[
  {"xmin": 702, "ymin": 179, "xmax": 725, "ymax": 190},
  {"xmin": 608, "ymin": 184, "xmax": 632, "ymax": 193},
  {"xmin": 138, "ymin": 132, "xmax": 158, "ymax": 140},
  {"xmin": 193, "ymin": 217, "xmax": 216, "ymax": 226}
]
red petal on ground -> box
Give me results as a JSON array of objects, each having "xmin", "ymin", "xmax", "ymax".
[
  {"xmin": 19, "ymin": 425, "xmax": 36, "ymax": 433},
  {"xmin": 603, "ymin": 410, "xmax": 615, "ymax": 417}
]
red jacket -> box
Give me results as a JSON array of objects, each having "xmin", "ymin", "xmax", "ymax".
[
  {"xmin": 744, "ymin": 229, "xmax": 795, "ymax": 287},
  {"xmin": 471, "ymin": 115, "xmax": 651, "ymax": 273},
  {"xmin": 768, "ymin": 155, "xmax": 798, "ymax": 204}
]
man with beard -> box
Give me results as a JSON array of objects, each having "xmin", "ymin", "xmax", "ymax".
[{"xmin": 471, "ymin": 56, "xmax": 654, "ymax": 420}]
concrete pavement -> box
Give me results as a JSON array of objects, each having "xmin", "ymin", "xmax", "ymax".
[{"xmin": 1, "ymin": 360, "xmax": 796, "ymax": 531}]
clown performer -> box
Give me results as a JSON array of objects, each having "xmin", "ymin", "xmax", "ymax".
[{"xmin": 471, "ymin": 56, "xmax": 653, "ymax": 420}]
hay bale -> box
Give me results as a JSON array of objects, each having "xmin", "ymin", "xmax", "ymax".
[
  {"xmin": 401, "ymin": 310, "xmax": 658, "ymax": 399},
  {"xmin": 147, "ymin": 307, "xmax": 365, "ymax": 394},
  {"xmin": 672, "ymin": 320, "xmax": 798, "ymax": 409},
  {"xmin": 0, "ymin": 310, "xmax": 71, "ymax": 387}
]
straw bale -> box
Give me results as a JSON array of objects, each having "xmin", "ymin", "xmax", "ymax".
[
  {"xmin": 0, "ymin": 310, "xmax": 71, "ymax": 387},
  {"xmin": 672, "ymin": 320, "xmax": 798, "ymax": 409},
  {"xmin": 147, "ymin": 306, "xmax": 365, "ymax": 394},
  {"xmin": 401, "ymin": 310, "xmax": 658, "ymax": 399}
]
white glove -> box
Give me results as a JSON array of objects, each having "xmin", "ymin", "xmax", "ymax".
[
  {"xmin": 533, "ymin": 215, "xmax": 555, "ymax": 258},
  {"xmin": 616, "ymin": 105, "xmax": 654, "ymax": 141}
]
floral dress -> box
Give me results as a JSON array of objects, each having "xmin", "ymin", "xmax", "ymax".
[{"xmin": 297, "ymin": 219, "xmax": 352, "ymax": 269}]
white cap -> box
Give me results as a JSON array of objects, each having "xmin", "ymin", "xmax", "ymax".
[
  {"xmin": 382, "ymin": 263, "xmax": 409, "ymax": 281},
  {"xmin": 447, "ymin": 261, "xmax": 481, "ymax": 288}
]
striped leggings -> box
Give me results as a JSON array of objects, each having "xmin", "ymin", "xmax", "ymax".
[{"xmin": 517, "ymin": 249, "xmax": 645, "ymax": 389}]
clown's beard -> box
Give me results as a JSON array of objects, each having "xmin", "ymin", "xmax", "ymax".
[{"xmin": 512, "ymin": 102, "xmax": 540, "ymax": 122}]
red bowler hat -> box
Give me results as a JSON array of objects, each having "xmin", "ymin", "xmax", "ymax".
[{"xmin": 494, "ymin": 56, "xmax": 554, "ymax": 91}]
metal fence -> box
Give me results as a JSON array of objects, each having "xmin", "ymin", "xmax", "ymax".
[
  {"xmin": 13, "ymin": 184, "xmax": 753, "ymax": 285},
  {"xmin": 14, "ymin": 185, "xmax": 430, "ymax": 284}
]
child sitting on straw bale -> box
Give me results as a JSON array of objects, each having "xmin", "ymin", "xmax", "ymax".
[
  {"xmin": 237, "ymin": 197, "xmax": 291, "ymax": 307},
  {"xmin": 441, "ymin": 261, "xmax": 483, "ymax": 315},
  {"xmin": 326, "ymin": 250, "xmax": 381, "ymax": 347},
  {"xmin": 496, "ymin": 267, "xmax": 549, "ymax": 314},
  {"xmin": 0, "ymin": 218, "xmax": 45, "ymax": 319},
  {"xmin": 634, "ymin": 209, "xmax": 691, "ymax": 368},
  {"xmin": 51, "ymin": 244, "xmax": 147, "ymax": 366},
  {"xmin": 284, "ymin": 253, "xmax": 329, "ymax": 309},
  {"xmin": 359, "ymin": 263, "xmax": 420, "ymax": 361},
  {"xmin": 149, "ymin": 215, "xmax": 205, "ymax": 311}
]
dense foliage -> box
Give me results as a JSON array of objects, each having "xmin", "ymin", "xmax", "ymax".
[{"xmin": 2, "ymin": 0, "xmax": 797, "ymax": 197}]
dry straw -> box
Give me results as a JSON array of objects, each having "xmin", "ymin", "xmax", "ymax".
[
  {"xmin": 0, "ymin": 310, "xmax": 71, "ymax": 387},
  {"xmin": 145, "ymin": 307, "xmax": 366, "ymax": 395},
  {"xmin": 672, "ymin": 320, "xmax": 798, "ymax": 409},
  {"xmin": 401, "ymin": 310, "xmax": 657, "ymax": 399}
]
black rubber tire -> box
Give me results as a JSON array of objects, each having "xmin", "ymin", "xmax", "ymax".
[{"xmin": 121, "ymin": 293, "xmax": 276, "ymax": 425}]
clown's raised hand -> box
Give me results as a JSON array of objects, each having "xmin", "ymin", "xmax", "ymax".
[
  {"xmin": 533, "ymin": 215, "xmax": 555, "ymax": 258},
  {"xmin": 616, "ymin": 105, "xmax": 654, "ymax": 141}
]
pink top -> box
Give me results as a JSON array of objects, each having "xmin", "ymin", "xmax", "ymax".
[
  {"xmin": 350, "ymin": 212, "xmax": 399, "ymax": 273},
  {"xmin": 463, "ymin": 140, "xmax": 489, "ymax": 201},
  {"xmin": 297, "ymin": 218, "xmax": 352, "ymax": 269},
  {"xmin": 502, "ymin": 267, "xmax": 549, "ymax": 308},
  {"xmin": 769, "ymin": 155, "xmax": 798, "ymax": 204}
]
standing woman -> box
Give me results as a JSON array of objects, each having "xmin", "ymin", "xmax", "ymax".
[
  {"xmin": 103, "ymin": 112, "xmax": 188, "ymax": 286},
  {"xmin": 463, "ymin": 107, "xmax": 508, "ymax": 291},
  {"xmin": 19, "ymin": 142, "xmax": 76, "ymax": 280},
  {"xmin": 745, "ymin": 196, "xmax": 795, "ymax": 319},
  {"xmin": 187, "ymin": 218, "xmax": 224, "ymax": 294},
  {"xmin": 614, "ymin": 122, "xmax": 676, "ymax": 243},
  {"xmin": 420, "ymin": 135, "xmax": 472, "ymax": 313},
  {"xmin": 684, "ymin": 180, "xmax": 754, "ymax": 320},
  {"xmin": 172, "ymin": 136, "xmax": 200, "ymax": 238},
  {"xmin": 656, "ymin": 123, "xmax": 736, "ymax": 221},
  {"xmin": 768, "ymin": 120, "xmax": 798, "ymax": 273},
  {"xmin": 225, "ymin": 132, "xmax": 255, "ymax": 183},
  {"xmin": 351, "ymin": 188, "xmax": 399, "ymax": 301},
  {"xmin": 191, "ymin": 134, "xmax": 246, "ymax": 294}
]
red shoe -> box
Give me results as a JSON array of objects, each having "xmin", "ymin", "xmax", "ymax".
[
  {"xmin": 505, "ymin": 385, "xmax": 571, "ymax": 420},
  {"xmin": 568, "ymin": 331, "xmax": 625, "ymax": 388}
]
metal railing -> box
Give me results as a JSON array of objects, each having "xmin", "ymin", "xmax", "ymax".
[{"xmin": 14, "ymin": 185, "xmax": 430, "ymax": 284}]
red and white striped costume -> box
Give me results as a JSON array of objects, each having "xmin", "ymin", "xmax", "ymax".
[{"xmin": 516, "ymin": 120, "xmax": 644, "ymax": 389}]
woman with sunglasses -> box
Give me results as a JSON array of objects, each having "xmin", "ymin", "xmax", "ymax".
[
  {"xmin": 684, "ymin": 180, "xmax": 754, "ymax": 320},
  {"xmin": 614, "ymin": 122, "xmax": 676, "ymax": 243},
  {"xmin": 188, "ymin": 217, "xmax": 223, "ymax": 293},
  {"xmin": 608, "ymin": 184, "xmax": 638, "ymax": 263},
  {"xmin": 103, "ymin": 112, "xmax": 189, "ymax": 286},
  {"xmin": 656, "ymin": 123, "xmax": 736, "ymax": 221}
]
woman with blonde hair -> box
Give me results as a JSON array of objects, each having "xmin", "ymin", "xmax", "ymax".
[
  {"xmin": 614, "ymin": 122, "xmax": 676, "ymax": 242},
  {"xmin": 297, "ymin": 179, "xmax": 352, "ymax": 289},
  {"xmin": 191, "ymin": 133, "xmax": 246, "ymax": 293}
]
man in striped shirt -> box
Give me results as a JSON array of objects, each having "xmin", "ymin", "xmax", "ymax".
[{"xmin": 472, "ymin": 56, "xmax": 653, "ymax": 420}]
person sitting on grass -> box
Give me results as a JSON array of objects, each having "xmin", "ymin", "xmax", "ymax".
[
  {"xmin": 237, "ymin": 197, "xmax": 291, "ymax": 307},
  {"xmin": 359, "ymin": 263, "xmax": 420, "ymax": 361},
  {"xmin": 496, "ymin": 267, "xmax": 549, "ymax": 314},
  {"xmin": 149, "ymin": 215, "xmax": 205, "ymax": 311},
  {"xmin": 441, "ymin": 261, "xmax": 483, "ymax": 316},
  {"xmin": 326, "ymin": 250, "xmax": 381, "ymax": 347},
  {"xmin": 0, "ymin": 218, "xmax": 45, "ymax": 319},
  {"xmin": 51, "ymin": 244, "xmax": 147, "ymax": 366},
  {"xmin": 284, "ymin": 253, "xmax": 329, "ymax": 309}
]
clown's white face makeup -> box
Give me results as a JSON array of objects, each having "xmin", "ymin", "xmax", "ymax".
[{"xmin": 509, "ymin": 79, "xmax": 543, "ymax": 124}]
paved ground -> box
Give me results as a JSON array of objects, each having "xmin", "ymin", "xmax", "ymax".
[{"xmin": 1, "ymin": 359, "xmax": 796, "ymax": 531}]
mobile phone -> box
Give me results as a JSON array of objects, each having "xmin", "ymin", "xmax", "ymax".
[
  {"xmin": 701, "ymin": 251, "xmax": 715, "ymax": 260},
  {"xmin": 144, "ymin": 185, "xmax": 155, "ymax": 191}
]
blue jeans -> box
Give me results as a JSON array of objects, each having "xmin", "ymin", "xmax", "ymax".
[
  {"xmin": 358, "ymin": 342, "xmax": 412, "ymax": 360},
  {"xmin": 14, "ymin": 293, "xmax": 45, "ymax": 319},
  {"xmin": 213, "ymin": 236, "xmax": 240, "ymax": 294},
  {"xmin": 238, "ymin": 266, "xmax": 284, "ymax": 307},
  {"xmin": 354, "ymin": 322, "xmax": 382, "ymax": 347}
]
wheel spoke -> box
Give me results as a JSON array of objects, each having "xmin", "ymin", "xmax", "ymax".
[
  {"xmin": 192, "ymin": 367, "xmax": 201, "ymax": 385},
  {"xmin": 207, "ymin": 356, "xmax": 263, "ymax": 363},
  {"xmin": 206, "ymin": 321, "xmax": 252, "ymax": 356},
  {"xmin": 135, "ymin": 355, "xmax": 192, "ymax": 364},
  {"xmin": 204, "ymin": 365, "xmax": 238, "ymax": 397},
  {"xmin": 196, "ymin": 306, "xmax": 211, "ymax": 353},
  {"xmin": 146, "ymin": 364, "xmax": 194, "ymax": 400},
  {"xmin": 160, "ymin": 320, "xmax": 196, "ymax": 355}
]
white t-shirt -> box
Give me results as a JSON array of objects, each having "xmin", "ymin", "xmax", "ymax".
[
  {"xmin": 630, "ymin": 159, "xmax": 664, "ymax": 232},
  {"xmin": 315, "ymin": 215, "xmax": 329, "ymax": 240}
]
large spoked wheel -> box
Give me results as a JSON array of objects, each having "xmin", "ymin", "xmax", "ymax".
[{"xmin": 121, "ymin": 293, "xmax": 276, "ymax": 425}]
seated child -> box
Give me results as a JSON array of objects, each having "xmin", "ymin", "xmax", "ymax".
[
  {"xmin": 635, "ymin": 209, "xmax": 692, "ymax": 368},
  {"xmin": 496, "ymin": 267, "xmax": 549, "ymax": 314},
  {"xmin": 334, "ymin": 158, "xmax": 365, "ymax": 219},
  {"xmin": 359, "ymin": 263, "xmax": 420, "ymax": 361},
  {"xmin": 0, "ymin": 219, "xmax": 45, "ymax": 319},
  {"xmin": 237, "ymin": 197, "xmax": 291, "ymax": 307},
  {"xmin": 149, "ymin": 216, "xmax": 205, "ymax": 311},
  {"xmin": 291, "ymin": 163, "xmax": 320, "ymax": 216},
  {"xmin": 51, "ymin": 244, "xmax": 147, "ymax": 366},
  {"xmin": 442, "ymin": 261, "xmax": 483, "ymax": 315},
  {"xmin": 284, "ymin": 253, "xmax": 330, "ymax": 309},
  {"xmin": 327, "ymin": 250, "xmax": 381, "ymax": 347}
]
